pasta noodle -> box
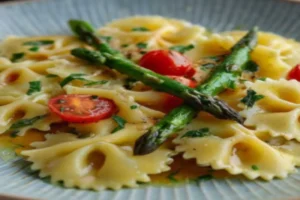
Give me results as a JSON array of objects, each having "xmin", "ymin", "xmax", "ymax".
[{"xmin": 1, "ymin": 16, "xmax": 300, "ymax": 190}]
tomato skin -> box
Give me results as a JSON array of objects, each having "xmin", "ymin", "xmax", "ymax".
[
  {"xmin": 48, "ymin": 94, "xmax": 116, "ymax": 123},
  {"xmin": 139, "ymin": 50, "xmax": 196, "ymax": 78},
  {"xmin": 287, "ymin": 64, "xmax": 300, "ymax": 81},
  {"xmin": 163, "ymin": 76, "xmax": 197, "ymax": 112}
]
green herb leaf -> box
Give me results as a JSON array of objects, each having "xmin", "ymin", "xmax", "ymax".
[
  {"xmin": 136, "ymin": 42, "xmax": 148, "ymax": 49},
  {"xmin": 181, "ymin": 128, "xmax": 210, "ymax": 138},
  {"xmin": 193, "ymin": 174, "xmax": 213, "ymax": 182},
  {"xmin": 124, "ymin": 78, "xmax": 137, "ymax": 90},
  {"xmin": 132, "ymin": 27, "xmax": 149, "ymax": 32},
  {"xmin": 23, "ymin": 40, "xmax": 54, "ymax": 46},
  {"xmin": 240, "ymin": 89, "xmax": 264, "ymax": 108},
  {"xmin": 111, "ymin": 115, "xmax": 127, "ymax": 133},
  {"xmin": 100, "ymin": 36, "xmax": 112, "ymax": 43},
  {"xmin": 29, "ymin": 46, "xmax": 39, "ymax": 52},
  {"xmin": 60, "ymin": 73, "xmax": 86, "ymax": 87},
  {"xmin": 10, "ymin": 130, "xmax": 19, "ymax": 138},
  {"xmin": 257, "ymin": 77, "xmax": 266, "ymax": 81},
  {"xmin": 121, "ymin": 44, "xmax": 129, "ymax": 48},
  {"xmin": 10, "ymin": 115, "xmax": 46, "ymax": 130},
  {"xmin": 11, "ymin": 52, "xmax": 25, "ymax": 62},
  {"xmin": 130, "ymin": 105, "xmax": 138, "ymax": 110},
  {"xmin": 46, "ymin": 74, "xmax": 59, "ymax": 78},
  {"xmin": 167, "ymin": 170, "xmax": 180, "ymax": 183},
  {"xmin": 27, "ymin": 81, "xmax": 41, "ymax": 95},
  {"xmin": 244, "ymin": 60, "xmax": 259, "ymax": 72},
  {"xmin": 169, "ymin": 44, "xmax": 195, "ymax": 54},
  {"xmin": 251, "ymin": 165, "xmax": 259, "ymax": 170},
  {"xmin": 84, "ymin": 80, "xmax": 108, "ymax": 86}
]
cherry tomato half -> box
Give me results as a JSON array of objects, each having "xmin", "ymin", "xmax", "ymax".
[
  {"xmin": 48, "ymin": 94, "xmax": 116, "ymax": 123},
  {"xmin": 139, "ymin": 50, "xmax": 196, "ymax": 78},
  {"xmin": 163, "ymin": 76, "xmax": 197, "ymax": 112},
  {"xmin": 287, "ymin": 64, "xmax": 300, "ymax": 81}
]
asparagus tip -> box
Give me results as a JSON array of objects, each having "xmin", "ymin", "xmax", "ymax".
[
  {"xmin": 134, "ymin": 132, "xmax": 158, "ymax": 155},
  {"xmin": 68, "ymin": 19, "xmax": 95, "ymax": 36}
]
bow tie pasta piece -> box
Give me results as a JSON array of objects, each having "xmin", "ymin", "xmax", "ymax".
[
  {"xmin": 31, "ymin": 133, "xmax": 78, "ymax": 149},
  {"xmin": 241, "ymin": 79, "xmax": 300, "ymax": 141},
  {"xmin": 173, "ymin": 114, "xmax": 295, "ymax": 180},
  {"xmin": 0, "ymin": 36, "xmax": 86, "ymax": 61},
  {"xmin": 271, "ymin": 139, "xmax": 300, "ymax": 166},
  {"xmin": 98, "ymin": 16, "xmax": 207, "ymax": 62},
  {"xmin": 242, "ymin": 79, "xmax": 300, "ymax": 112},
  {"xmin": 0, "ymin": 100, "xmax": 61, "ymax": 135},
  {"xmin": 22, "ymin": 139, "xmax": 173, "ymax": 190}
]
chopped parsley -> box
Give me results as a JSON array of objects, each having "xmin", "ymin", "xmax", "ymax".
[
  {"xmin": 130, "ymin": 105, "xmax": 138, "ymax": 109},
  {"xmin": 181, "ymin": 128, "xmax": 210, "ymax": 138},
  {"xmin": 60, "ymin": 107, "xmax": 65, "ymax": 112},
  {"xmin": 10, "ymin": 130, "xmax": 19, "ymax": 138},
  {"xmin": 90, "ymin": 95, "xmax": 98, "ymax": 99},
  {"xmin": 136, "ymin": 42, "xmax": 148, "ymax": 49},
  {"xmin": 251, "ymin": 165, "xmax": 259, "ymax": 170},
  {"xmin": 27, "ymin": 81, "xmax": 41, "ymax": 95},
  {"xmin": 240, "ymin": 89, "xmax": 264, "ymax": 108},
  {"xmin": 244, "ymin": 61, "xmax": 259, "ymax": 72},
  {"xmin": 111, "ymin": 115, "xmax": 127, "ymax": 133},
  {"xmin": 46, "ymin": 74, "xmax": 59, "ymax": 78},
  {"xmin": 60, "ymin": 73, "xmax": 86, "ymax": 87},
  {"xmin": 169, "ymin": 44, "xmax": 195, "ymax": 54},
  {"xmin": 11, "ymin": 52, "xmax": 25, "ymax": 62},
  {"xmin": 124, "ymin": 78, "xmax": 137, "ymax": 89},
  {"xmin": 167, "ymin": 170, "xmax": 179, "ymax": 183},
  {"xmin": 257, "ymin": 77, "xmax": 266, "ymax": 81},
  {"xmin": 193, "ymin": 174, "xmax": 213, "ymax": 182},
  {"xmin": 29, "ymin": 46, "xmax": 39, "ymax": 52},
  {"xmin": 23, "ymin": 40, "xmax": 54, "ymax": 46},
  {"xmin": 84, "ymin": 80, "xmax": 108, "ymax": 86},
  {"xmin": 100, "ymin": 35, "xmax": 112, "ymax": 43},
  {"xmin": 10, "ymin": 115, "xmax": 46, "ymax": 130},
  {"xmin": 121, "ymin": 44, "xmax": 129, "ymax": 48},
  {"xmin": 132, "ymin": 27, "xmax": 149, "ymax": 32}
]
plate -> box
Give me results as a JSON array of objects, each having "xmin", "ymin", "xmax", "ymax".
[{"xmin": 1, "ymin": 0, "xmax": 300, "ymax": 199}]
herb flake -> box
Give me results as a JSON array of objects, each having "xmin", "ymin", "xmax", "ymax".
[
  {"xmin": 169, "ymin": 44, "xmax": 195, "ymax": 54},
  {"xmin": 11, "ymin": 52, "xmax": 25, "ymax": 62},
  {"xmin": 29, "ymin": 46, "xmax": 39, "ymax": 52},
  {"xmin": 251, "ymin": 165, "xmax": 259, "ymax": 170},
  {"xmin": 100, "ymin": 36, "xmax": 112, "ymax": 43},
  {"xmin": 130, "ymin": 105, "xmax": 138, "ymax": 110},
  {"xmin": 167, "ymin": 170, "xmax": 179, "ymax": 183},
  {"xmin": 46, "ymin": 74, "xmax": 59, "ymax": 78},
  {"xmin": 193, "ymin": 174, "xmax": 213, "ymax": 182},
  {"xmin": 60, "ymin": 73, "xmax": 86, "ymax": 87},
  {"xmin": 27, "ymin": 81, "xmax": 41, "ymax": 95},
  {"xmin": 132, "ymin": 27, "xmax": 149, "ymax": 32},
  {"xmin": 111, "ymin": 115, "xmax": 127, "ymax": 133},
  {"xmin": 10, "ymin": 115, "xmax": 46, "ymax": 130},
  {"xmin": 240, "ymin": 89, "xmax": 264, "ymax": 108},
  {"xmin": 181, "ymin": 128, "xmax": 210, "ymax": 138},
  {"xmin": 136, "ymin": 42, "xmax": 148, "ymax": 49},
  {"xmin": 23, "ymin": 40, "xmax": 54, "ymax": 46},
  {"xmin": 200, "ymin": 63, "xmax": 215, "ymax": 71}
]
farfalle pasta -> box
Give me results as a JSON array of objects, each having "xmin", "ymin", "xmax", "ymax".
[{"xmin": 1, "ymin": 16, "xmax": 300, "ymax": 190}]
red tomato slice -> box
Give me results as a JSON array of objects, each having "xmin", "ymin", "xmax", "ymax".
[
  {"xmin": 163, "ymin": 76, "xmax": 197, "ymax": 112},
  {"xmin": 287, "ymin": 64, "xmax": 300, "ymax": 81},
  {"xmin": 139, "ymin": 50, "xmax": 196, "ymax": 78},
  {"xmin": 48, "ymin": 94, "xmax": 116, "ymax": 123}
]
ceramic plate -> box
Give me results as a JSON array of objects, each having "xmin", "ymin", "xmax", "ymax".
[{"xmin": 1, "ymin": 0, "xmax": 300, "ymax": 199}]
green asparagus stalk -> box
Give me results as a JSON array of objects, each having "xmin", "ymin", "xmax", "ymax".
[
  {"xmin": 134, "ymin": 27, "xmax": 258, "ymax": 155},
  {"xmin": 72, "ymin": 48, "xmax": 242, "ymax": 122},
  {"xmin": 68, "ymin": 20, "xmax": 243, "ymax": 123}
]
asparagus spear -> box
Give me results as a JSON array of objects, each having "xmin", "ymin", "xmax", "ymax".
[
  {"xmin": 68, "ymin": 20, "xmax": 243, "ymax": 123},
  {"xmin": 134, "ymin": 27, "xmax": 258, "ymax": 155},
  {"xmin": 72, "ymin": 48, "xmax": 242, "ymax": 122}
]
